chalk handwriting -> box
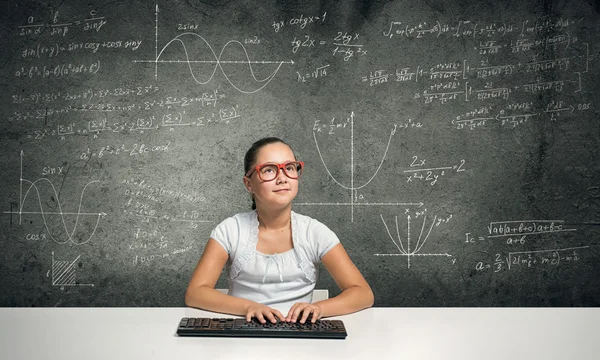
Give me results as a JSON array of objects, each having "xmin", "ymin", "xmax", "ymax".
[
  {"xmin": 297, "ymin": 64, "xmax": 330, "ymax": 83},
  {"xmin": 14, "ymin": 61, "xmax": 101, "ymax": 78},
  {"xmin": 291, "ymin": 33, "xmax": 366, "ymax": 61},
  {"xmin": 404, "ymin": 156, "xmax": 467, "ymax": 186},
  {"xmin": 18, "ymin": 10, "xmax": 107, "ymax": 37},
  {"xmin": 79, "ymin": 142, "xmax": 170, "ymax": 160},
  {"xmin": 11, "ymin": 86, "xmax": 160, "ymax": 105},
  {"xmin": 20, "ymin": 40, "xmax": 142, "ymax": 58},
  {"xmin": 465, "ymin": 219, "xmax": 587, "ymax": 273},
  {"xmin": 383, "ymin": 17, "xmax": 575, "ymax": 40},
  {"xmin": 272, "ymin": 12, "xmax": 327, "ymax": 32}
]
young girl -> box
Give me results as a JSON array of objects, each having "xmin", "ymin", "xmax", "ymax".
[{"xmin": 185, "ymin": 137, "xmax": 374, "ymax": 324}]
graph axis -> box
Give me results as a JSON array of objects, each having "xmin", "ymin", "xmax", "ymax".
[
  {"xmin": 374, "ymin": 214, "xmax": 452, "ymax": 268},
  {"xmin": 295, "ymin": 111, "xmax": 423, "ymax": 222},
  {"xmin": 50, "ymin": 251, "xmax": 94, "ymax": 289},
  {"xmin": 3, "ymin": 151, "xmax": 105, "ymax": 245},
  {"xmin": 131, "ymin": 4, "xmax": 293, "ymax": 94}
]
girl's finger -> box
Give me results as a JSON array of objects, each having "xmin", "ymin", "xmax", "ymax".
[
  {"xmin": 265, "ymin": 310, "xmax": 277, "ymax": 323},
  {"xmin": 299, "ymin": 307, "xmax": 312, "ymax": 324},
  {"xmin": 286, "ymin": 304, "xmax": 298, "ymax": 321},
  {"xmin": 291, "ymin": 305, "xmax": 307, "ymax": 322},
  {"xmin": 256, "ymin": 312, "xmax": 266, "ymax": 324},
  {"xmin": 310, "ymin": 308, "xmax": 320, "ymax": 323}
]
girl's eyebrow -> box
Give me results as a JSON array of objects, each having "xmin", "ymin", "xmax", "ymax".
[{"xmin": 260, "ymin": 160, "xmax": 296, "ymax": 164}]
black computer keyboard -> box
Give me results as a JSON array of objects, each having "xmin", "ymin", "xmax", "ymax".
[{"xmin": 177, "ymin": 317, "xmax": 347, "ymax": 339}]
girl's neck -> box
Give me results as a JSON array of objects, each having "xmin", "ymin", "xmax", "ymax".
[{"xmin": 255, "ymin": 205, "xmax": 292, "ymax": 231}]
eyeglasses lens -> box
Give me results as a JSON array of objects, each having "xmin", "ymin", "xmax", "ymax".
[{"xmin": 259, "ymin": 162, "xmax": 303, "ymax": 181}]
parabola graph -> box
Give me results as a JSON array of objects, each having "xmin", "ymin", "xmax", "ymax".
[
  {"xmin": 375, "ymin": 214, "xmax": 452, "ymax": 268},
  {"xmin": 295, "ymin": 111, "xmax": 424, "ymax": 222},
  {"xmin": 133, "ymin": 4, "xmax": 293, "ymax": 94}
]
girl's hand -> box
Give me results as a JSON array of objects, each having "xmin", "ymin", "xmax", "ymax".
[
  {"xmin": 286, "ymin": 303, "xmax": 323, "ymax": 323},
  {"xmin": 245, "ymin": 303, "xmax": 286, "ymax": 323}
]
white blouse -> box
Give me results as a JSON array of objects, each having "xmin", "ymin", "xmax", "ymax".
[{"xmin": 209, "ymin": 210, "xmax": 340, "ymax": 314}]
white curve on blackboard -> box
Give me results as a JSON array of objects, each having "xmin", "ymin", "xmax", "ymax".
[
  {"xmin": 312, "ymin": 122, "xmax": 395, "ymax": 191},
  {"xmin": 3, "ymin": 152, "xmax": 105, "ymax": 245},
  {"xmin": 296, "ymin": 112, "xmax": 423, "ymax": 222},
  {"xmin": 134, "ymin": 4, "xmax": 291, "ymax": 94},
  {"xmin": 134, "ymin": 32, "xmax": 294, "ymax": 94},
  {"xmin": 380, "ymin": 214, "xmax": 406, "ymax": 254},
  {"xmin": 413, "ymin": 214, "xmax": 436, "ymax": 254},
  {"xmin": 157, "ymin": 33, "xmax": 287, "ymax": 94},
  {"xmin": 20, "ymin": 179, "xmax": 103, "ymax": 245},
  {"xmin": 376, "ymin": 214, "xmax": 451, "ymax": 268}
]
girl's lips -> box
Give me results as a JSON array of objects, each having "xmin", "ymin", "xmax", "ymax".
[{"xmin": 273, "ymin": 189, "xmax": 290, "ymax": 192}]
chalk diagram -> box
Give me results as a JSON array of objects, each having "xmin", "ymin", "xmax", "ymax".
[
  {"xmin": 49, "ymin": 252, "xmax": 94, "ymax": 289},
  {"xmin": 3, "ymin": 151, "xmax": 106, "ymax": 245},
  {"xmin": 295, "ymin": 111, "xmax": 423, "ymax": 222},
  {"xmin": 133, "ymin": 4, "xmax": 293, "ymax": 93},
  {"xmin": 374, "ymin": 214, "xmax": 452, "ymax": 268}
]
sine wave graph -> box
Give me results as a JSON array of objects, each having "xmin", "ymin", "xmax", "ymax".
[
  {"xmin": 4, "ymin": 151, "xmax": 106, "ymax": 245},
  {"xmin": 375, "ymin": 214, "xmax": 452, "ymax": 268},
  {"xmin": 133, "ymin": 4, "xmax": 292, "ymax": 94}
]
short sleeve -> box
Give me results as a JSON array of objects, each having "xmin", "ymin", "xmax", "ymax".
[
  {"xmin": 209, "ymin": 216, "xmax": 239, "ymax": 254},
  {"xmin": 308, "ymin": 220, "xmax": 341, "ymax": 260}
]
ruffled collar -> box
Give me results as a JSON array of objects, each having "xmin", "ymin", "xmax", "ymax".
[{"xmin": 229, "ymin": 210, "xmax": 315, "ymax": 283}]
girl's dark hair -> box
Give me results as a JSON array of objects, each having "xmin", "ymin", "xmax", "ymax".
[{"xmin": 244, "ymin": 137, "xmax": 295, "ymax": 210}]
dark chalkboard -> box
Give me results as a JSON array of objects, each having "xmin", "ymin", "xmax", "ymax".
[{"xmin": 1, "ymin": 0, "xmax": 599, "ymax": 307}]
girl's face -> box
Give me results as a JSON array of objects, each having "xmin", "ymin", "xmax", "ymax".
[{"xmin": 243, "ymin": 142, "xmax": 299, "ymax": 211}]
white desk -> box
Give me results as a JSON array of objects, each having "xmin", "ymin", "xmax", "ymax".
[{"xmin": 1, "ymin": 307, "xmax": 598, "ymax": 360}]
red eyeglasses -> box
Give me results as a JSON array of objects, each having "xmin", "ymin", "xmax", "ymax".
[{"xmin": 245, "ymin": 161, "xmax": 305, "ymax": 182}]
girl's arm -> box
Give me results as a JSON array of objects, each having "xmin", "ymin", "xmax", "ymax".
[
  {"xmin": 184, "ymin": 239, "xmax": 255, "ymax": 314},
  {"xmin": 312, "ymin": 243, "xmax": 375, "ymax": 317},
  {"xmin": 185, "ymin": 239, "xmax": 286, "ymax": 322}
]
